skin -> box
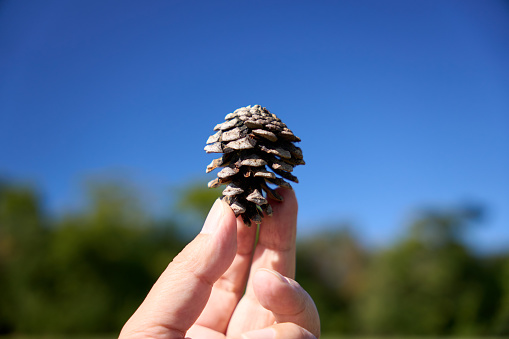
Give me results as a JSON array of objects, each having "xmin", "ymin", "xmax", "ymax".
[{"xmin": 119, "ymin": 189, "xmax": 320, "ymax": 339}]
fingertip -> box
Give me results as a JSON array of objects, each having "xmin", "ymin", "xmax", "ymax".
[
  {"xmin": 267, "ymin": 187, "xmax": 298, "ymax": 207},
  {"xmin": 255, "ymin": 268, "xmax": 288, "ymax": 285},
  {"xmin": 212, "ymin": 199, "xmax": 238, "ymax": 256},
  {"xmin": 276, "ymin": 186, "xmax": 297, "ymax": 203},
  {"xmin": 253, "ymin": 269, "xmax": 303, "ymax": 314},
  {"xmin": 200, "ymin": 199, "xmax": 223, "ymax": 234},
  {"xmin": 252, "ymin": 269, "xmax": 320, "ymax": 338},
  {"xmin": 257, "ymin": 188, "xmax": 298, "ymax": 255},
  {"xmin": 192, "ymin": 197, "xmax": 238, "ymax": 280},
  {"xmin": 242, "ymin": 327, "xmax": 276, "ymax": 339},
  {"xmin": 266, "ymin": 187, "xmax": 298, "ymax": 222},
  {"xmin": 219, "ymin": 196, "xmax": 237, "ymax": 218},
  {"xmin": 201, "ymin": 198, "xmax": 236, "ymax": 235},
  {"xmin": 243, "ymin": 323, "xmax": 316, "ymax": 339}
]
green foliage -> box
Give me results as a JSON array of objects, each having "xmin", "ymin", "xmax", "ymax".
[
  {"xmin": 175, "ymin": 180, "xmax": 221, "ymax": 220},
  {"xmin": 0, "ymin": 179, "xmax": 508, "ymax": 336},
  {"xmin": 296, "ymin": 228, "xmax": 368, "ymax": 333},
  {"xmin": 353, "ymin": 210, "xmax": 502, "ymax": 336},
  {"xmin": 0, "ymin": 183, "xmax": 49, "ymax": 334},
  {"xmin": 0, "ymin": 181, "xmax": 186, "ymax": 335},
  {"xmin": 296, "ymin": 209, "xmax": 509, "ymax": 337},
  {"xmin": 493, "ymin": 256, "xmax": 509, "ymax": 334}
]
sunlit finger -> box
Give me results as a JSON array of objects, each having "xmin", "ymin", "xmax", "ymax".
[
  {"xmin": 252, "ymin": 269, "xmax": 320, "ymax": 338},
  {"xmin": 192, "ymin": 216, "xmax": 257, "ymax": 333}
]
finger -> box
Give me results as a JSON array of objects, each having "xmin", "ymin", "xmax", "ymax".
[
  {"xmin": 227, "ymin": 189, "xmax": 299, "ymax": 336},
  {"xmin": 252, "ymin": 269, "xmax": 320, "ymax": 338},
  {"xmin": 185, "ymin": 324, "xmax": 226, "ymax": 339},
  {"xmin": 119, "ymin": 199, "xmax": 237, "ymax": 339},
  {"xmin": 191, "ymin": 216, "xmax": 257, "ymax": 333},
  {"xmin": 242, "ymin": 323, "xmax": 317, "ymax": 339},
  {"xmin": 250, "ymin": 187, "xmax": 298, "ymax": 280}
]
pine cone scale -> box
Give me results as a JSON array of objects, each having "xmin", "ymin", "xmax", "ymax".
[{"xmin": 252, "ymin": 129, "xmax": 278, "ymax": 142}]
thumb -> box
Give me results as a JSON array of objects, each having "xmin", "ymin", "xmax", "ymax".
[
  {"xmin": 252, "ymin": 269, "xmax": 320, "ymax": 339},
  {"xmin": 120, "ymin": 198, "xmax": 237, "ymax": 338},
  {"xmin": 242, "ymin": 323, "xmax": 317, "ymax": 339}
]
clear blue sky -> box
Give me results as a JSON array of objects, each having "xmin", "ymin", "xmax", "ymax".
[{"xmin": 1, "ymin": 0, "xmax": 508, "ymax": 252}]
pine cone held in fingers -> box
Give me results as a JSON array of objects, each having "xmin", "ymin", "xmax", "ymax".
[{"xmin": 204, "ymin": 105, "xmax": 305, "ymax": 226}]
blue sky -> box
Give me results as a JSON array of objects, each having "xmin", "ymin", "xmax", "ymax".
[{"xmin": 1, "ymin": 0, "xmax": 508, "ymax": 252}]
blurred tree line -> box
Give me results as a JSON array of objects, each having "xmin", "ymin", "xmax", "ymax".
[{"xmin": 0, "ymin": 179, "xmax": 508, "ymax": 336}]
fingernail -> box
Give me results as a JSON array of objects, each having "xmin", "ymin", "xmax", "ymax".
[
  {"xmin": 242, "ymin": 327, "xmax": 276, "ymax": 339},
  {"xmin": 259, "ymin": 268, "xmax": 289, "ymax": 284},
  {"xmin": 200, "ymin": 199, "xmax": 224, "ymax": 234}
]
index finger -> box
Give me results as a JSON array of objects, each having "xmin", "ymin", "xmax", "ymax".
[{"xmin": 120, "ymin": 199, "xmax": 238, "ymax": 338}]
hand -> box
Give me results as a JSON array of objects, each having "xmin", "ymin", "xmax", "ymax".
[{"xmin": 119, "ymin": 189, "xmax": 320, "ymax": 339}]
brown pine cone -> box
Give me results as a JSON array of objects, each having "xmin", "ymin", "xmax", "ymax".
[{"xmin": 204, "ymin": 105, "xmax": 305, "ymax": 226}]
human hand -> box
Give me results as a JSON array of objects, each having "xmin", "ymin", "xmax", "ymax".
[{"xmin": 119, "ymin": 189, "xmax": 320, "ymax": 339}]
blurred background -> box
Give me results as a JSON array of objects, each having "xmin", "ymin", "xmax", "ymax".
[{"xmin": 1, "ymin": 0, "xmax": 508, "ymax": 337}]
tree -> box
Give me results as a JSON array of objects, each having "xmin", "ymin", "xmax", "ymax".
[
  {"xmin": 0, "ymin": 182, "xmax": 48, "ymax": 334},
  {"xmin": 296, "ymin": 226, "xmax": 368, "ymax": 333},
  {"xmin": 355, "ymin": 206, "xmax": 501, "ymax": 336},
  {"xmin": 0, "ymin": 180, "xmax": 187, "ymax": 334}
]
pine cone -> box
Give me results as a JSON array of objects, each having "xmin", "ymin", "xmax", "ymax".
[{"xmin": 204, "ymin": 105, "xmax": 305, "ymax": 226}]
